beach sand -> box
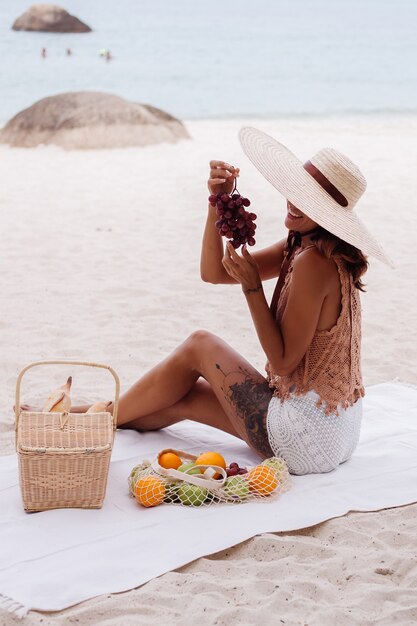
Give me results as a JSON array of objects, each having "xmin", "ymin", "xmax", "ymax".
[{"xmin": 1, "ymin": 116, "xmax": 416, "ymax": 625}]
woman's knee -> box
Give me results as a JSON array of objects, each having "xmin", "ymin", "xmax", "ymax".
[{"xmin": 183, "ymin": 329, "xmax": 219, "ymax": 356}]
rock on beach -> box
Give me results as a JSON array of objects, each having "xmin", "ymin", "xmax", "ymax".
[
  {"xmin": 0, "ymin": 92, "xmax": 190, "ymax": 149},
  {"xmin": 12, "ymin": 4, "xmax": 92, "ymax": 33}
]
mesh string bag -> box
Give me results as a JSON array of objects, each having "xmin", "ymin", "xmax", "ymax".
[{"xmin": 128, "ymin": 449, "xmax": 291, "ymax": 508}]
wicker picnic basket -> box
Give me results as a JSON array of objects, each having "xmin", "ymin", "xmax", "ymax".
[{"xmin": 15, "ymin": 360, "xmax": 120, "ymax": 513}]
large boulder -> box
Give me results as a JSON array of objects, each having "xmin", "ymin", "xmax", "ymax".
[
  {"xmin": 0, "ymin": 92, "xmax": 190, "ymax": 149},
  {"xmin": 12, "ymin": 4, "xmax": 91, "ymax": 33}
]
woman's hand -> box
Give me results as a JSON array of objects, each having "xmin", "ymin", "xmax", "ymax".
[
  {"xmin": 222, "ymin": 242, "xmax": 262, "ymax": 293},
  {"xmin": 207, "ymin": 160, "xmax": 240, "ymax": 197}
]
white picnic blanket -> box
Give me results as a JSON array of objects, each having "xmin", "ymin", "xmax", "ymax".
[{"xmin": 1, "ymin": 380, "xmax": 416, "ymax": 618}]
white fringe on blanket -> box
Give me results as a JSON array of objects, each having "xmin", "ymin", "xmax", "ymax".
[{"xmin": 0, "ymin": 593, "xmax": 29, "ymax": 619}]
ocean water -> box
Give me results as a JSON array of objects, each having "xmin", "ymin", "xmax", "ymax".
[{"xmin": 0, "ymin": 0, "xmax": 416, "ymax": 124}]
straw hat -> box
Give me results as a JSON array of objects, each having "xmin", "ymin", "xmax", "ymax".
[{"xmin": 239, "ymin": 126, "xmax": 392, "ymax": 267}]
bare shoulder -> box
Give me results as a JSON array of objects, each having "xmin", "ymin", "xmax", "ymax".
[{"xmin": 292, "ymin": 246, "xmax": 339, "ymax": 293}]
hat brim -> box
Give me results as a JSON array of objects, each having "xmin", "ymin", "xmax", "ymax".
[{"xmin": 239, "ymin": 126, "xmax": 393, "ymax": 267}]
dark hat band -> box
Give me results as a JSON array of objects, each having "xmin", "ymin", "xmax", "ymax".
[{"xmin": 303, "ymin": 160, "xmax": 349, "ymax": 208}]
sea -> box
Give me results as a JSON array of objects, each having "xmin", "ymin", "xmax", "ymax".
[{"xmin": 0, "ymin": 0, "xmax": 416, "ymax": 124}]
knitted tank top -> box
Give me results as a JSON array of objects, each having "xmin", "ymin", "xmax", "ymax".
[{"xmin": 267, "ymin": 248, "xmax": 365, "ymax": 415}]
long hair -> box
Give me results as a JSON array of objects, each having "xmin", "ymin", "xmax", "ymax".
[{"xmin": 310, "ymin": 227, "xmax": 369, "ymax": 291}]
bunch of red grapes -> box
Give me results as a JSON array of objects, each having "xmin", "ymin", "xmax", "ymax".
[
  {"xmin": 226, "ymin": 462, "xmax": 248, "ymax": 477},
  {"xmin": 208, "ymin": 190, "xmax": 257, "ymax": 249}
]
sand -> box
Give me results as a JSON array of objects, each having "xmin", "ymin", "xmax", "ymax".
[{"xmin": 0, "ymin": 115, "xmax": 416, "ymax": 625}]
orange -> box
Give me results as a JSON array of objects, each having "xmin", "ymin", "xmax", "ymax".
[
  {"xmin": 158, "ymin": 451, "xmax": 182, "ymax": 470},
  {"xmin": 195, "ymin": 451, "xmax": 226, "ymax": 479},
  {"xmin": 247, "ymin": 465, "xmax": 278, "ymax": 496},
  {"xmin": 134, "ymin": 476, "xmax": 165, "ymax": 507}
]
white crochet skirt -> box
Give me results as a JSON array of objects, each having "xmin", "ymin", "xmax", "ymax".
[{"xmin": 266, "ymin": 390, "xmax": 363, "ymax": 475}]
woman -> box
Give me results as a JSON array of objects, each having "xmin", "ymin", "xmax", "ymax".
[{"xmin": 70, "ymin": 128, "xmax": 391, "ymax": 474}]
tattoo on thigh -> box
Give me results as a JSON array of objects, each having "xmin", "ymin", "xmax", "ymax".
[{"xmin": 215, "ymin": 363, "xmax": 273, "ymax": 457}]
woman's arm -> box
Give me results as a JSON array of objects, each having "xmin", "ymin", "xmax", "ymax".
[
  {"xmin": 200, "ymin": 160, "xmax": 286, "ymax": 284},
  {"xmin": 200, "ymin": 201, "xmax": 236, "ymax": 283},
  {"xmin": 223, "ymin": 244, "xmax": 329, "ymax": 375},
  {"xmin": 200, "ymin": 204, "xmax": 287, "ymax": 284}
]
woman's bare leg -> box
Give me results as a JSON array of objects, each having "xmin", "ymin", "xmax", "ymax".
[
  {"xmin": 116, "ymin": 330, "xmax": 273, "ymax": 458},
  {"xmin": 124, "ymin": 379, "xmax": 240, "ymax": 436}
]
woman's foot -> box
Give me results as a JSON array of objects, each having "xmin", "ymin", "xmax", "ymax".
[
  {"xmin": 14, "ymin": 403, "xmax": 93, "ymax": 413},
  {"xmin": 15, "ymin": 403, "xmax": 41, "ymax": 412},
  {"xmin": 86, "ymin": 401, "xmax": 112, "ymax": 413}
]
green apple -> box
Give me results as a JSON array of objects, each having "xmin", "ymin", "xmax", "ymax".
[
  {"xmin": 223, "ymin": 475, "xmax": 250, "ymax": 502},
  {"xmin": 164, "ymin": 482, "xmax": 180, "ymax": 503},
  {"xmin": 128, "ymin": 460, "xmax": 151, "ymax": 496},
  {"xmin": 178, "ymin": 483, "xmax": 207, "ymax": 506},
  {"xmin": 178, "ymin": 462, "xmax": 202, "ymax": 475},
  {"xmin": 262, "ymin": 457, "xmax": 288, "ymax": 475}
]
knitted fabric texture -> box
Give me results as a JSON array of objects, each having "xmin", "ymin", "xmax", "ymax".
[
  {"xmin": 267, "ymin": 250, "xmax": 365, "ymax": 415},
  {"xmin": 266, "ymin": 392, "xmax": 363, "ymax": 475}
]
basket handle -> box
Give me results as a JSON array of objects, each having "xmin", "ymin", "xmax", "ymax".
[
  {"xmin": 15, "ymin": 360, "xmax": 121, "ymax": 432},
  {"xmin": 153, "ymin": 462, "xmax": 228, "ymax": 490},
  {"xmin": 155, "ymin": 449, "xmax": 228, "ymax": 489}
]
